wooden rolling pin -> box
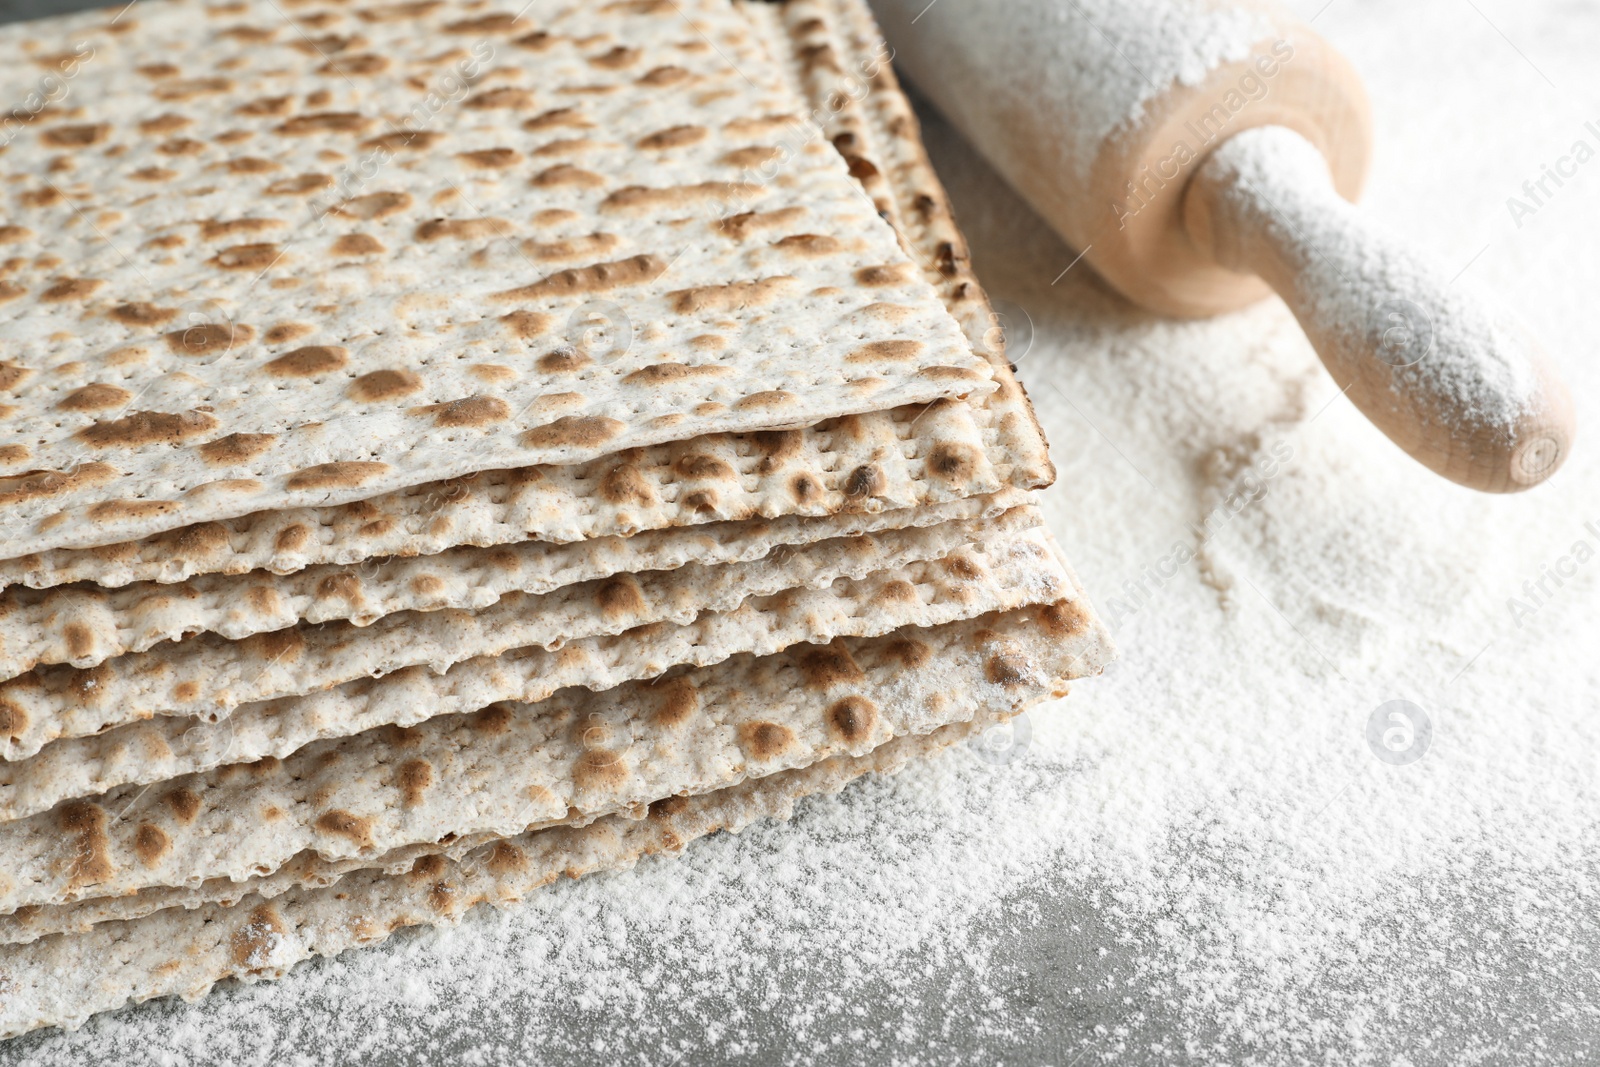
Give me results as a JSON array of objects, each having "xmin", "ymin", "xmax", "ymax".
[{"xmin": 871, "ymin": 0, "xmax": 1574, "ymax": 492}]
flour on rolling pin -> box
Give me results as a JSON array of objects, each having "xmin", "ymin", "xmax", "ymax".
[
  {"xmin": 1196, "ymin": 127, "xmax": 1537, "ymax": 430},
  {"xmin": 873, "ymin": 0, "xmax": 1274, "ymax": 190}
]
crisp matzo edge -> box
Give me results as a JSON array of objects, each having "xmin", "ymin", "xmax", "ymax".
[
  {"xmin": 0, "ymin": 594, "xmax": 1102, "ymax": 951},
  {"xmin": 0, "ymin": 489, "xmax": 1027, "ymax": 679},
  {"xmin": 0, "ymin": 700, "xmax": 1024, "ymax": 1039},
  {"xmin": 0, "ymin": 512, "xmax": 1041, "ymax": 772},
  {"xmin": 0, "ymin": 510, "xmax": 1045, "ymax": 810},
  {"xmin": 0, "ymin": 525, "xmax": 1090, "ymax": 909}
]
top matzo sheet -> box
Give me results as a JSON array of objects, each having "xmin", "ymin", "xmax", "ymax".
[{"xmin": 0, "ymin": 0, "xmax": 992, "ymax": 557}]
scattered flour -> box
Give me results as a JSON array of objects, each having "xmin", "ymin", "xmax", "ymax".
[{"xmin": 3, "ymin": 1, "xmax": 1597, "ymax": 1064}]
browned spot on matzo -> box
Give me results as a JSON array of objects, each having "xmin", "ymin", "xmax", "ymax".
[
  {"xmin": 492, "ymin": 254, "xmax": 665, "ymax": 301},
  {"xmin": 654, "ymin": 676, "xmax": 698, "ymax": 727},
  {"xmin": 321, "ymin": 54, "xmax": 391, "ymax": 76},
  {"xmin": 638, "ymin": 64, "xmax": 692, "ymax": 87},
  {"xmin": 531, "ymin": 163, "xmax": 605, "ymax": 188},
  {"xmin": 638, "ymin": 124, "xmax": 706, "ymax": 149},
  {"xmin": 331, "ymin": 234, "xmax": 385, "ymax": 256},
  {"xmin": 668, "ymin": 276, "xmax": 794, "ymax": 314},
  {"xmin": 522, "ymin": 106, "xmax": 590, "ymax": 132},
  {"xmin": 199, "ymin": 218, "xmax": 283, "ymax": 241},
  {"xmin": 601, "ymin": 181, "xmax": 758, "ymax": 212},
  {"xmin": 825, "ymin": 695, "xmax": 878, "ymax": 743},
  {"xmin": 849, "ymin": 339, "xmax": 925, "ymax": 363},
  {"xmin": 349, "ymin": 369, "xmax": 424, "ymax": 402},
  {"xmin": 0, "ymin": 362, "xmax": 31, "ymax": 391},
  {"xmin": 466, "ymin": 87, "xmax": 534, "ymax": 110},
  {"xmin": 396, "ymin": 759, "xmax": 434, "ymax": 807},
  {"xmin": 109, "ymin": 302, "xmax": 179, "ymax": 326},
  {"xmin": 855, "ymin": 263, "xmax": 914, "ymax": 286},
  {"xmin": 458, "ymin": 147, "xmax": 521, "ymax": 169},
  {"xmin": 163, "ymin": 787, "xmax": 202, "ymax": 823},
  {"xmin": 139, "ymin": 113, "xmax": 191, "ymax": 135},
  {"xmin": 357, "ymin": 0, "xmax": 441, "ymax": 21},
  {"xmin": 264, "ymin": 345, "xmax": 348, "ymax": 377},
  {"xmin": 572, "ymin": 747, "xmax": 629, "ymax": 792},
  {"xmin": 331, "ymin": 191, "xmax": 412, "ymax": 220},
  {"xmin": 264, "ymin": 173, "xmax": 334, "ymax": 196},
  {"xmin": 734, "ymin": 390, "xmax": 796, "ymax": 411},
  {"xmin": 521, "ymin": 415, "xmax": 624, "ymax": 449},
  {"xmin": 773, "ymin": 233, "xmax": 840, "ymax": 256},
  {"xmin": 796, "ymin": 640, "xmax": 865, "ymax": 689},
  {"xmin": 361, "ymin": 129, "xmax": 443, "ymax": 152},
  {"xmin": 0, "ymin": 463, "xmax": 117, "ymax": 507},
  {"xmin": 0, "ymin": 700, "xmax": 28, "ymax": 741},
  {"xmin": 210, "ymin": 243, "xmax": 281, "ymax": 270},
  {"xmin": 57, "ymin": 800, "xmax": 113, "ymax": 890},
  {"xmin": 589, "ymin": 45, "xmax": 641, "ymax": 69},
  {"xmin": 39, "ymin": 278, "xmax": 103, "ymax": 302},
  {"xmin": 411, "ymin": 395, "xmax": 511, "ymax": 428},
  {"xmin": 721, "ymin": 145, "xmax": 781, "ymax": 169},
  {"xmin": 41, "ymin": 123, "xmax": 109, "ymax": 148},
  {"xmin": 76, "ymin": 409, "xmax": 219, "ymax": 448},
  {"xmin": 154, "ymin": 77, "xmax": 233, "ymax": 101},
  {"xmin": 622, "ymin": 363, "xmax": 731, "ymax": 386},
  {"xmin": 444, "ymin": 12, "xmax": 524, "ymax": 33},
  {"xmin": 285, "ymin": 461, "xmax": 389, "ymax": 490},
  {"xmin": 164, "ymin": 321, "xmax": 253, "ymax": 356},
  {"xmin": 415, "ymin": 218, "xmax": 508, "ymax": 241},
  {"xmin": 198, "ymin": 432, "xmax": 276, "ymax": 465},
  {"xmin": 276, "ymin": 112, "xmax": 372, "ymax": 135},
  {"xmin": 314, "ymin": 809, "xmax": 375, "ymax": 847},
  {"xmin": 522, "ymin": 232, "xmax": 618, "ymax": 260},
  {"xmin": 133, "ymin": 823, "xmax": 171, "ymax": 867},
  {"xmin": 738, "ymin": 721, "xmax": 796, "ymax": 761},
  {"xmin": 230, "ymin": 904, "xmax": 287, "ymax": 970},
  {"xmin": 57, "ymin": 383, "xmax": 132, "ymax": 412}
]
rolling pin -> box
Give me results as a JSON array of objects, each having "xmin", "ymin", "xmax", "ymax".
[{"xmin": 870, "ymin": 0, "xmax": 1575, "ymax": 492}]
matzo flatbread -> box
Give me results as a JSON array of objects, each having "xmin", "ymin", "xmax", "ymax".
[
  {"xmin": 0, "ymin": 540, "xmax": 1095, "ymax": 915},
  {"xmin": 0, "ymin": 524, "xmax": 1081, "ymax": 822},
  {"xmin": 0, "ymin": 703, "xmax": 1017, "ymax": 1038},
  {"xmin": 0, "ymin": 0, "xmax": 1048, "ymax": 592},
  {"xmin": 0, "ymin": 0, "xmax": 993, "ymax": 557},
  {"xmin": 0, "ymin": 489, "xmax": 1028, "ymax": 680},
  {"xmin": 0, "ymin": 596, "xmax": 1102, "ymax": 946}
]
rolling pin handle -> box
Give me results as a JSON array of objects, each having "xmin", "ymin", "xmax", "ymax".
[{"xmin": 1183, "ymin": 126, "xmax": 1575, "ymax": 492}]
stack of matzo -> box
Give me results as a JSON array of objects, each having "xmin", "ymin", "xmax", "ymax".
[{"xmin": 0, "ymin": 0, "xmax": 1111, "ymax": 1037}]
